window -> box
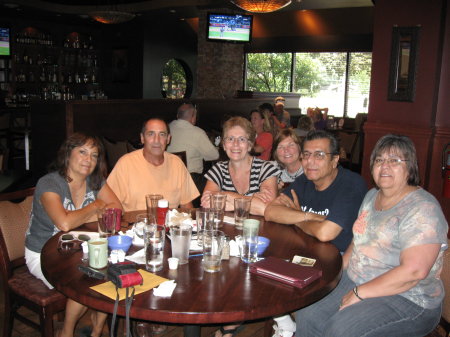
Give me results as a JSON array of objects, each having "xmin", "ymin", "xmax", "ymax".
[
  {"xmin": 161, "ymin": 59, "xmax": 192, "ymax": 99},
  {"xmin": 245, "ymin": 52, "xmax": 371, "ymax": 118}
]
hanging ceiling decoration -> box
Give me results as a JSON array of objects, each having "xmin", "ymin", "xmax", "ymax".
[
  {"xmin": 89, "ymin": 10, "xmax": 135, "ymax": 24},
  {"xmin": 88, "ymin": 1, "xmax": 135, "ymax": 24},
  {"xmin": 230, "ymin": 0, "xmax": 292, "ymax": 13}
]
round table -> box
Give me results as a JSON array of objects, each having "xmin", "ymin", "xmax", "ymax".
[{"xmin": 41, "ymin": 212, "xmax": 342, "ymax": 325}]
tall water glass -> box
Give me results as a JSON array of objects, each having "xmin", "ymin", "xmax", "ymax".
[
  {"xmin": 234, "ymin": 198, "xmax": 251, "ymax": 229},
  {"xmin": 196, "ymin": 208, "xmax": 211, "ymax": 247},
  {"xmin": 144, "ymin": 223, "xmax": 165, "ymax": 272},
  {"xmin": 210, "ymin": 192, "xmax": 226, "ymax": 228},
  {"xmin": 241, "ymin": 219, "xmax": 260, "ymax": 263},
  {"xmin": 202, "ymin": 230, "xmax": 225, "ymax": 273},
  {"xmin": 170, "ymin": 225, "xmax": 192, "ymax": 265},
  {"xmin": 145, "ymin": 194, "xmax": 163, "ymax": 218}
]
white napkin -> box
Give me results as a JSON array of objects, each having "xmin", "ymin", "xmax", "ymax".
[
  {"xmin": 189, "ymin": 239, "xmax": 202, "ymax": 251},
  {"xmin": 153, "ymin": 280, "xmax": 177, "ymax": 297},
  {"xmin": 125, "ymin": 248, "xmax": 145, "ymax": 264},
  {"xmin": 223, "ymin": 216, "xmax": 235, "ymax": 225},
  {"xmin": 229, "ymin": 240, "xmax": 240, "ymax": 257}
]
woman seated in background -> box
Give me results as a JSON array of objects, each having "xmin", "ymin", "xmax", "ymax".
[
  {"xmin": 272, "ymin": 129, "xmax": 303, "ymax": 190},
  {"xmin": 25, "ymin": 133, "xmax": 122, "ymax": 337},
  {"xmin": 201, "ymin": 116, "xmax": 279, "ymax": 216},
  {"xmin": 250, "ymin": 108, "xmax": 273, "ymax": 160},
  {"xmin": 294, "ymin": 115, "xmax": 314, "ymax": 138},
  {"xmin": 296, "ymin": 134, "xmax": 448, "ymax": 337}
]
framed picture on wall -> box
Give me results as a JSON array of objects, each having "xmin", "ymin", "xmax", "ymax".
[
  {"xmin": 387, "ymin": 26, "xmax": 421, "ymax": 102},
  {"xmin": 112, "ymin": 48, "xmax": 129, "ymax": 83}
]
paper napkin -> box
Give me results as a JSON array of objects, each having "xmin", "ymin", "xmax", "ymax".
[
  {"xmin": 90, "ymin": 269, "xmax": 168, "ymax": 301},
  {"xmin": 229, "ymin": 240, "xmax": 240, "ymax": 257},
  {"xmin": 153, "ymin": 280, "xmax": 177, "ymax": 297},
  {"xmin": 125, "ymin": 248, "xmax": 145, "ymax": 264},
  {"xmin": 223, "ymin": 216, "xmax": 235, "ymax": 225}
]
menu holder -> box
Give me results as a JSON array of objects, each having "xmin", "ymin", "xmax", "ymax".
[{"xmin": 249, "ymin": 257, "xmax": 322, "ymax": 289}]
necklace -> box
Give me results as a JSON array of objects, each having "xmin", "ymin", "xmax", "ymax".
[{"xmin": 282, "ymin": 165, "xmax": 303, "ymax": 182}]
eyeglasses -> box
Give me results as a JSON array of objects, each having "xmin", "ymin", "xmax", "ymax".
[
  {"xmin": 224, "ymin": 136, "xmax": 249, "ymax": 144},
  {"xmin": 277, "ymin": 142, "xmax": 297, "ymax": 151},
  {"xmin": 58, "ymin": 233, "xmax": 92, "ymax": 252},
  {"xmin": 301, "ymin": 151, "xmax": 334, "ymax": 160},
  {"xmin": 373, "ymin": 158, "xmax": 409, "ymax": 167}
]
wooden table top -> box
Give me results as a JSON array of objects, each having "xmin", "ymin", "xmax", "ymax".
[{"xmin": 41, "ymin": 211, "xmax": 342, "ymax": 325}]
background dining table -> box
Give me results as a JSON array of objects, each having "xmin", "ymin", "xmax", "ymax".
[{"xmin": 41, "ymin": 210, "xmax": 342, "ymax": 336}]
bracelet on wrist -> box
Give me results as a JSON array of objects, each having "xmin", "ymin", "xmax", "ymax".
[{"xmin": 353, "ymin": 286, "xmax": 364, "ymax": 301}]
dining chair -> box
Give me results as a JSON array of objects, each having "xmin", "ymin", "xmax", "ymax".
[
  {"xmin": 336, "ymin": 131, "xmax": 359, "ymax": 170},
  {"xmin": 0, "ymin": 188, "xmax": 67, "ymax": 337},
  {"xmin": 172, "ymin": 151, "xmax": 188, "ymax": 167}
]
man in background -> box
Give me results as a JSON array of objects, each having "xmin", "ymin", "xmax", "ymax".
[
  {"xmin": 167, "ymin": 102, "xmax": 219, "ymax": 196},
  {"xmin": 274, "ymin": 96, "xmax": 291, "ymax": 129}
]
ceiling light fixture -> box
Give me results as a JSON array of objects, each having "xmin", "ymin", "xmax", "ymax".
[
  {"xmin": 230, "ymin": 0, "xmax": 292, "ymax": 13},
  {"xmin": 89, "ymin": 10, "xmax": 135, "ymax": 24}
]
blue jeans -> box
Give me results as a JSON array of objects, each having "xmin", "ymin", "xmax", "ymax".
[{"xmin": 296, "ymin": 271, "xmax": 442, "ymax": 337}]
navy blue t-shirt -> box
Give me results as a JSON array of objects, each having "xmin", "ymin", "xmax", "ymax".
[{"xmin": 283, "ymin": 166, "xmax": 367, "ymax": 252}]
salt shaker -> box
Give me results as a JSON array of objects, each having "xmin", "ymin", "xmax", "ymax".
[{"xmin": 221, "ymin": 235, "xmax": 230, "ymax": 260}]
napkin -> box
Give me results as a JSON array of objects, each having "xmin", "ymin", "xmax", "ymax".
[
  {"xmin": 223, "ymin": 216, "xmax": 235, "ymax": 225},
  {"xmin": 153, "ymin": 280, "xmax": 177, "ymax": 297},
  {"xmin": 229, "ymin": 240, "xmax": 240, "ymax": 257},
  {"xmin": 189, "ymin": 239, "xmax": 202, "ymax": 251},
  {"xmin": 90, "ymin": 269, "xmax": 168, "ymax": 301},
  {"xmin": 125, "ymin": 248, "xmax": 145, "ymax": 264}
]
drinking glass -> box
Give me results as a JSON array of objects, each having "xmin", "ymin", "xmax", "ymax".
[
  {"xmin": 196, "ymin": 208, "xmax": 212, "ymax": 247},
  {"xmin": 146, "ymin": 194, "xmax": 163, "ymax": 218},
  {"xmin": 234, "ymin": 198, "xmax": 251, "ymax": 229},
  {"xmin": 210, "ymin": 192, "xmax": 226, "ymax": 228},
  {"xmin": 241, "ymin": 219, "xmax": 260, "ymax": 263},
  {"xmin": 144, "ymin": 224, "xmax": 165, "ymax": 272},
  {"xmin": 202, "ymin": 230, "xmax": 225, "ymax": 273},
  {"xmin": 170, "ymin": 225, "xmax": 192, "ymax": 265},
  {"xmin": 97, "ymin": 208, "xmax": 117, "ymax": 238}
]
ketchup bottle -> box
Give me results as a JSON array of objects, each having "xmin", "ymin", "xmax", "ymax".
[{"xmin": 157, "ymin": 199, "xmax": 169, "ymax": 227}]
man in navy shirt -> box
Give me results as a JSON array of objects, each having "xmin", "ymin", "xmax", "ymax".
[{"xmin": 265, "ymin": 130, "xmax": 367, "ymax": 253}]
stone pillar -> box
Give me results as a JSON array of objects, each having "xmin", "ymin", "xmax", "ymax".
[{"xmin": 196, "ymin": 9, "xmax": 245, "ymax": 99}]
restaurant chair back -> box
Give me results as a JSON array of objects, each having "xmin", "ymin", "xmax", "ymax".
[
  {"xmin": 0, "ymin": 188, "xmax": 67, "ymax": 337},
  {"xmin": 172, "ymin": 151, "xmax": 187, "ymax": 167},
  {"xmin": 337, "ymin": 131, "xmax": 359, "ymax": 171}
]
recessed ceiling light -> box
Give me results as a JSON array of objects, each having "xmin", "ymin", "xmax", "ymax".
[{"xmin": 169, "ymin": 9, "xmax": 176, "ymax": 13}]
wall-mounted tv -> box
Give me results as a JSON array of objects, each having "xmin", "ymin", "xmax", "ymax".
[
  {"xmin": 207, "ymin": 13, "xmax": 253, "ymax": 43},
  {"xmin": 0, "ymin": 27, "xmax": 10, "ymax": 57}
]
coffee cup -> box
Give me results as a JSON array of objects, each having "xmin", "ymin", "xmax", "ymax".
[{"xmin": 88, "ymin": 238, "xmax": 108, "ymax": 269}]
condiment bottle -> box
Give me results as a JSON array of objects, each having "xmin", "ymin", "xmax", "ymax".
[{"xmin": 157, "ymin": 199, "xmax": 169, "ymax": 227}]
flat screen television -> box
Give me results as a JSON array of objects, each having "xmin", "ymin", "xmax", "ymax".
[
  {"xmin": 0, "ymin": 27, "xmax": 11, "ymax": 57},
  {"xmin": 207, "ymin": 13, "xmax": 253, "ymax": 43}
]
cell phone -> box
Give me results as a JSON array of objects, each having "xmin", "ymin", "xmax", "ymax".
[{"xmin": 78, "ymin": 265, "xmax": 106, "ymax": 280}]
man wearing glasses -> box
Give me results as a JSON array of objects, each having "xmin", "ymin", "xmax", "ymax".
[{"xmin": 265, "ymin": 130, "xmax": 367, "ymax": 253}]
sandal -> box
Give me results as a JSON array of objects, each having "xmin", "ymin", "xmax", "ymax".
[{"xmin": 215, "ymin": 325, "xmax": 243, "ymax": 337}]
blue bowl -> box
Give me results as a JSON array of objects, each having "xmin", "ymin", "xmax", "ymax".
[
  {"xmin": 257, "ymin": 236, "xmax": 270, "ymax": 256},
  {"xmin": 108, "ymin": 235, "xmax": 132, "ymax": 252}
]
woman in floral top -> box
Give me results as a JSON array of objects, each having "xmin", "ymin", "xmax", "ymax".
[{"xmin": 296, "ymin": 134, "xmax": 448, "ymax": 337}]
